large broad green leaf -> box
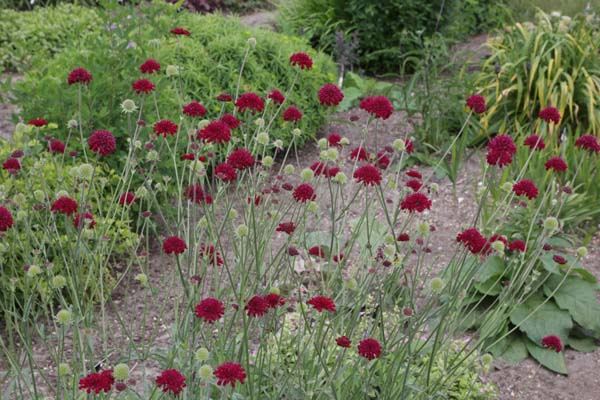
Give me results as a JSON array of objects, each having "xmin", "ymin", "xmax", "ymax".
[
  {"xmin": 475, "ymin": 255, "xmax": 504, "ymax": 283},
  {"xmin": 473, "ymin": 278, "xmax": 503, "ymax": 295},
  {"xmin": 491, "ymin": 334, "xmax": 528, "ymax": 365},
  {"xmin": 568, "ymin": 337, "xmax": 597, "ymax": 353},
  {"xmin": 510, "ymin": 294, "xmax": 573, "ymax": 344},
  {"xmin": 543, "ymin": 275, "xmax": 600, "ymax": 335},
  {"xmin": 525, "ymin": 340, "xmax": 568, "ymax": 375}
]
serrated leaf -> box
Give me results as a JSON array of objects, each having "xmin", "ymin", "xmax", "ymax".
[
  {"xmin": 510, "ymin": 294, "xmax": 572, "ymax": 343},
  {"xmin": 568, "ymin": 337, "xmax": 597, "ymax": 353},
  {"xmin": 543, "ymin": 275, "xmax": 600, "ymax": 334},
  {"xmin": 526, "ymin": 340, "xmax": 568, "ymax": 375},
  {"xmin": 476, "ymin": 255, "xmax": 504, "ymax": 283}
]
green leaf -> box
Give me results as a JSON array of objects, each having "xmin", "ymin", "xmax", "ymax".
[
  {"xmin": 510, "ymin": 294, "xmax": 573, "ymax": 344},
  {"xmin": 568, "ymin": 337, "xmax": 597, "ymax": 353},
  {"xmin": 491, "ymin": 334, "xmax": 529, "ymax": 364},
  {"xmin": 539, "ymin": 253, "xmax": 561, "ymax": 274},
  {"xmin": 473, "ymin": 278, "xmax": 503, "ymax": 295},
  {"xmin": 543, "ymin": 275, "xmax": 600, "ymax": 334},
  {"xmin": 476, "ymin": 255, "xmax": 504, "ymax": 283},
  {"xmin": 572, "ymin": 268, "xmax": 597, "ymax": 284},
  {"xmin": 526, "ymin": 340, "xmax": 568, "ymax": 375}
]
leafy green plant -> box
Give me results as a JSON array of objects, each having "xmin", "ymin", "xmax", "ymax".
[{"xmin": 506, "ymin": 0, "xmax": 598, "ymax": 22}]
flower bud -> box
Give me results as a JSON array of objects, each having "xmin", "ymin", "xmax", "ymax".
[
  {"xmin": 430, "ymin": 277, "xmax": 445, "ymax": 293},
  {"xmin": 113, "ymin": 363, "xmax": 130, "ymax": 380},
  {"xmin": 199, "ymin": 365, "xmax": 213, "ymax": 381},
  {"xmin": 58, "ymin": 363, "xmax": 71, "ymax": 376},
  {"xmin": 543, "ymin": 217, "xmax": 559, "ymax": 232},
  {"xmin": 333, "ymin": 172, "xmax": 347, "ymax": 184},
  {"xmin": 195, "ymin": 347, "xmax": 210, "ymax": 362},
  {"xmin": 292, "ymin": 128, "xmax": 302, "ymax": 138},
  {"xmin": 247, "ymin": 37, "xmax": 257, "ymax": 47},
  {"xmin": 318, "ymin": 138, "xmax": 328, "ymax": 149},
  {"xmin": 254, "ymin": 118, "xmax": 265, "ymax": 127},
  {"xmin": 307, "ymin": 201, "xmax": 318, "ymax": 213},
  {"xmin": 576, "ymin": 246, "xmax": 588, "ymax": 257},
  {"xmin": 79, "ymin": 163, "xmax": 94, "ymax": 180},
  {"xmin": 236, "ymin": 224, "xmax": 249, "ymax": 237},
  {"xmin": 135, "ymin": 273, "xmax": 148, "ymax": 286},
  {"xmin": 34, "ymin": 190, "xmax": 45, "ymax": 202},
  {"xmin": 56, "ymin": 309, "xmax": 72, "ymax": 325},
  {"xmin": 300, "ymin": 168, "xmax": 314, "ymax": 181},
  {"xmin": 283, "ymin": 164, "xmax": 295, "ymax": 175},
  {"xmin": 27, "ymin": 265, "xmax": 41, "ymax": 278},
  {"xmin": 393, "ymin": 138, "xmax": 406, "ymax": 152},
  {"xmin": 52, "ymin": 275, "xmax": 67, "ymax": 289},
  {"xmin": 166, "ymin": 65, "xmax": 180, "ymax": 77},
  {"xmin": 262, "ymin": 156, "xmax": 274, "ymax": 168},
  {"xmin": 257, "ymin": 132, "xmax": 269, "ymax": 145}
]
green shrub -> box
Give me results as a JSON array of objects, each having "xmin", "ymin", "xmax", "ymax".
[
  {"xmin": 506, "ymin": 0, "xmax": 598, "ymax": 22},
  {"xmin": 0, "ymin": 3, "xmax": 101, "ymax": 71}
]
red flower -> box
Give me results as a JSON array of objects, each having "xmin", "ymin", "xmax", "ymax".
[
  {"xmin": 376, "ymin": 151, "xmax": 390, "ymax": 169},
  {"xmin": 307, "ymin": 295, "xmax": 336, "ymax": 312},
  {"xmin": 359, "ymin": 96, "xmax": 393, "ymax": 120},
  {"xmin": 182, "ymin": 101, "xmax": 206, "ymax": 117},
  {"xmin": 456, "ymin": 228, "xmax": 486, "ymax": 254},
  {"xmin": 89, "ymin": 130, "xmax": 116, "ymax": 156},
  {"xmin": 553, "ymin": 254, "xmax": 567, "ymax": 265},
  {"xmin": 482, "ymin": 234, "xmax": 507, "ymax": 255},
  {"xmin": 0, "ymin": 206, "xmax": 14, "ymax": 231},
  {"xmin": 268, "ymin": 89, "xmax": 285, "ymax": 104},
  {"xmin": 184, "ymin": 184, "xmax": 212, "ymax": 204},
  {"xmin": 215, "ymin": 162, "xmax": 237, "ymax": 182},
  {"xmin": 538, "ymin": 106, "xmax": 560, "ymax": 124},
  {"xmin": 200, "ymin": 245, "xmax": 223, "ymax": 266},
  {"xmin": 400, "ymin": 193, "xmax": 432, "ymax": 213},
  {"xmin": 220, "ymin": 114, "xmax": 241, "ymax": 129},
  {"xmin": 195, "ymin": 297, "xmax": 225, "ymax": 323},
  {"xmin": 170, "ymin": 27, "xmax": 190, "ymax": 36},
  {"xmin": 406, "ymin": 169, "xmax": 422, "ymax": 179},
  {"xmin": 318, "ymin": 83, "xmax": 344, "ymax": 107},
  {"xmin": 156, "ymin": 369, "xmax": 186, "ymax": 395},
  {"xmin": 163, "ymin": 236, "xmax": 187, "ymax": 255},
  {"xmin": 508, "ymin": 239, "xmax": 526, "ymax": 252},
  {"xmin": 404, "ymin": 138, "xmax": 414, "ymax": 154},
  {"xmin": 3, "ymin": 157, "xmax": 20, "ymax": 173},
  {"xmin": 216, "ymin": 93, "xmax": 232, "ymax": 102},
  {"xmin": 541, "ymin": 335, "xmax": 563, "ymax": 352},
  {"xmin": 140, "ymin": 59, "xmax": 161, "ymax": 74},
  {"xmin": 245, "ymin": 295, "xmax": 269, "ymax": 317},
  {"xmin": 49, "ymin": 140, "xmax": 65, "ymax": 154},
  {"xmin": 575, "ymin": 134, "xmax": 600, "ymax": 153},
  {"xmin": 406, "ymin": 179, "xmax": 422, "ymax": 192},
  {"xmin": 289, "ymin": 52, "xmax": 313, "ymax": 70},
  {"xmin": 358, "ymin": 338, "xmax": 382, "ymax": 360},
  {"xmin": 524, "ymin": 134, "xmax": 545, "ymax": 150},
  {"xmin": 68, "ymin": 67, "xmax": 93, "ymax": 85},
  {"xmin": 198, "ymin": 121, "xmax": 231, "ymax": 145},
  {"xmin": 349, "ymin": 146, "xmax": 369, "ymax": 162},
  {"xmin": 51, "ymin": 196, "xmax": 78, "ymax": 216},
  {"xmin": 73, "ymin": 212, "xmax": 95, "ymax": 230},
  {"xmin": 293, "ymin": 183, "xmax": 316, "ymax": 203},
  {"xmin": 466, "ymin": 94, "xmax": 486, "ymax": 114},
  {"xmin": 310, "ymin": 161, "xmax": 328, "ymax": 176},
  {"xmin": 214, "ymin": 362, "xmax": 246, "ymax": 388},
  {"xmin": 79, "ymin": 370, "xmax": 114, "ymax": 394},
  {"xmin": 336, "ymin": 336, "xmax": 351, "ymax": 348},
  {"xmin": 11, "ymin": 149, "xmax": 24, "ymax": 158},
  {"xmin": 28, "ymin": 118, "xmax": 47, "ymax": 127},
  {"xmin": 119, "ymin": 192, "xmax": 136, "ymax": 206},
  {"xmin": 265, "ymin": 293, "xmax": 285, "ymax": 308},
  {"xmin": 512, "ymin": 179, "xmax": 538, "ymax": 200},
  {"xmin": 487, "ymin": 135, "xmax": 516, "ymax": 167},
  {"xmin": 153, "ymin": 120, "xmax": 178, "ymax": 137},
  {"xmin": 545, "ymin": 157, "xmax": 567, "ymax": 172},
  {"xmin": 181, "ymin": 153, "xmax": 195, "ymax": 161},
  {"xmin": 308, "ymin": 246, "xmax": 326, "ymax": 258},
  {"xmin": 276, "ymin": 221, "xmax": 295, "ymax": 234},
  {"xmin": 283, "ymin": 105, "xmax": 302, "ymax": 122},
  {"xmin": 354, "ymin": 164, "xmax": 382, "ymax": 186},
  {"xmin": 227, "ymin": 148, "xmax": 255, "ymax": 170},
  {"xmin": 235, "ymin": 93, "xmax": 264, "ymax": 114},
  {"xmin": 397, "ymin": 233, "xmax": 410, "ymax": 242},
  {"xmin": 326, "ymin": 166, "xmax": 341, "ymax": 178},
  {"xmin": 132, "ymin": 79, "xmax": 155, "ymax": 94},
  {"xmin": 328, "ymin": 133, "xmax": 342, "ymax": 147}
]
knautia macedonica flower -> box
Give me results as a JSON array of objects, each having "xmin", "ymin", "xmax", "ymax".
[
  {"xmin": 466, "ymin": 94, "xmax": 486, "ymax": 114},
  {"xmin": 512, "ymin": 179, "xmax": 538, "ymax": 200},
  {"xmin": 121, "ymin": 99, "xmax": 137, "ymax": 114},
  {"xmin": 289, "ymin": 52, "xmax": 313, "ymax": 70},
  {"xmin": 132, "ymin": 79, "xmax": 155, "ymax": 94},
  {"xmin": 3, "ymin": 157, "xmax": 20, "ymax": 173},
  {"xmin": 214, "ymin": 162, "xmax": 237, "ymax": 182},
  {"xmin": 197, "ymin": 121, "xmax": 231, "ymax": 144},
  {"xmin": 51, "ymin": 196, "xmax": 78, "ymax": 216},
  {"xmin": 318, "ymin": 83, "xmax": 344, "ymax": 107},
  {"xmin": 545, "ymin": 157, "xmax": 567, "ymax": 172},
  {"xmin": 538, "ymin": 106, "xmax": 560, "ymax": 124},
  {"xmin": 216, "ymin": 92, "xmax": 232, "ymax": 102},
  {"xmin": 67, "ymin": 67, "xmax": 93, "ymax": 85},
  {"xmin": 195, "ymin": 297, "xmax": 225, "ymax": 323},
  {"xmin": 358, "ymin": 338, "xmax": 382, "ymax": 360},
  {"xmin": 541, "ymin": 335, "xmax": 563, "ymax": 352},
  {"xmin": 28, "ymin": 118, "xmax": 47, "ymax": 127},
  {"xmin": 283, "ymin": 105, "xmax": 303, "ymax": 122},
  {"xmin": 89, "ymin": 130, "xmax": 116, "ymax": 156},
  {"xmin": 235, "ymin": 93, "xmax": 264, "ymax": 114},
  {"xmin": 245, "ymin": 295, "xmax": 269, "ymax": 317},
  {"xmin": 486, "ymin": 135, "xmax": 516, "ymax": 167},
  {"xmin": 336, "ymin": 336, "xmax": 351, "ymax": 348},
  {"xmin": 400, "ymin": 193, "xmax": 432, "ymax": 213},
  {"xmin": 456, "ymin": 228, "xmax": 486, "ymax": 254},
  {"xmin": 156, "ymin": 369, "xmax": 186, "ymax": 395},
  {"xmin": 406, "ymin": 179, "xmax": 422, "ymax": 192},
  {"xmin": 575, "ymin": 134, "xmax": 600, "ymax": 153},
  {"xmin": 199, "ymin": 245, "xmax": 223, "ymax": 266},
  {"xmin": 184, "ymin": 185, "xmax": 212, "ymax": 205},
  {"xmin": 268, "ymin": 89, "xmax": 285, "ymax": 104},
  {"xmin": 359, "ymin": 96, "xmax": 393, "ymax": 120},
  {"xmin": 153, "ymin": 119, "xmax": 178, "ymax": 137},
  {"xmin": 214, "ymin": 362, "xmax": 246, "ymax": 388},
  {"xmin": 73, "ymin": 212, "xmax": 95, "ymax": 230},
  {"xmin": 349, "ymin": 146, "xmax": 369, "ymax": 162},
  {"xmin": 307, "ymin": 295, "xmax": 336, "ymax": 312},
  {"xmin": 523, "ymin": 134, "xmax": 545, "ymax": 150},
  {"xmin": 170, "ymin": 27, "xmax": 190, "ymax": 36},
  {"xmin": 264, "ymin": 293, "xmax": 285, "ymax": 308},
  {"xmin": 163, "ymin": 236, "xmax": 187, "ymax": 255},
  {"xmin": 182, "ymin": 101, "xmax": 207, "ymax": 118},
  {"xmin": 354, "ymin": 164, "xmax": 382, "ymax": 186},
  {"xmin": 227, "ymin": 148, "xmax": 254, "ymax": 170},
  {"xmin": 293, "ymin": 183, "xmax": 316, "ymax": 203},
  {"xmin": 376, "ymin": 151, "xmax": 390, "ymax": 169},
  {"xmin": 276, "ymin": 221, "xmax": 296, "ymax": 234},
  {"xmin": 140, "ymin": 58, "xmax": 161, "ymax": 74},
  {"xmin": 0, "ymin": 206, "xmax": 14, "ymax": 231},
  {"xmin": 508, "ymin": 239, "xmax": 527, "ymax": 252},
  {"xmin": 79, "ymin": 370, "xmax": 115, "ymax": 394},
  {"xmin": 49, "ymin": 140, "xmax": 66, "ymax": 154},
  {"xmin": 220, "ymin": 113, "xmax": 241, "ymax": 129},
  {"xmin": 119, "ymin": 192, "xmax": 136, "ymax": 206}
]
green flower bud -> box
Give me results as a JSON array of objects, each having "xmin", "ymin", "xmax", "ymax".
[
  {"xmin": 384, "ymin": 234, "xmax": 395, "ymax": 245},
  {"xmin": 300, "ymin": 168, "xmax": 314, "ymax": 182},
  {"xmin": 273, "ymin": 139, "xmax": 284, "ymax": 149},
  {"xmin": 346, "ymin": 278, "xmax": 358, "ymax": 291},
  {"xmin": 146, "ymin": 150, "xmax": 159, "ymax": 162},
  {"xmin": 254, "ymin": 118, "xmax": 265, "ymax": 127},
  {"xmin": 257, "ymin": 132, "xmax": 269, "ymax": 145},
  {"xmin": 135, "ymin": 273, "xmax": 148, "ymax": 286},
  {"xmin": 576, "ymin": 247, "xmax": 588, "ymax": 257},
  {"xmin": 198, "ymin": 119, "xmax": 210, "ymax": 129},
  {"xmin": 198, "ymin": 217, "xmax": 208, "ymax": 229},
  {"xmin": 383, "ymin": 245, "xmax": 395, "ymax": 259},
  {"xmin": 113, "ymin": 363, "xmax": 129, "ymax": 380},
  {"xmin": 417, "ymin": 222, "xmax": 429, "ymax": 237},
  {"xmin": 79, "ymin": 163, "xmax": 94, "ymax": 180},
  {"xmin": 430, "ymin": 277, "xmax": 445, "ymax": 293},
  {"xmin": 491, "ymin": 240, "xmax": 505, "ymax": 254},
  {"xmin": 262, "ymin": 156, "xmax": 274, "ymax": 168},
  {"xmin": 166, "ymin": 65, "xmax": 180, "ymax": 77},
  {"xmin": 27, "ymin": 265, "xmax": 41, "ymax": 278},
  {"xmin": 15, "ymin": 122, "xmax": 28, "ymax": 135},
  {"xmin": 58, "ymin": 363, "xmax": 71, "ymax": 376},
  {"xmin": 543, "ymin": 217, "xmax": 559, "ymax": 232},
  {"xmin": 34, "ymin": 190, "xmax": 45, "ymax": 202},
  {"xmin": 236, "ymin": 224, "xmax": 249, "ymax": 237},
  {"xmin": 228, "ymin": 209, "xmax": 238, "ymax": 219},
  {"xmin": 14, "ymin": 193, "xmax": 26, "ymax": 205},
  {"xmin": 16, "ymin": 210, "xmax": 26, "ymax": 221},
  {"xmin": 135, "ymin": 186, "xmax": 149, "ymax": 199},
  {"xmin": 55, "ymin": 190, "xmax": 69, "ymax": 199},
  {"xmin": 121, "ymin": 99, "xmax": 137, "ymax": 114},
  {"xmin": 269, "ymin": 286, "xmax": 280, "ymax": 295},
  {"xmin": 67, "ymin": 119, "xmax": 78, "ymax": 129},
  {"xmin": 326, "ymin": 148, "xmax": 338, "ymax": 161},
  {"xmin": 195, "ymin": 347, "xmax": 210, "ymax": 362},
  {"xmin": 292, "ymin": 128, "xmax": 302, "ymax": 138},
  {"xmin": 481, "ymin": 353, "xmax": 493, "ymax": 365},
  {"xmin": 339, "ymin": 137, "xmax": 350, "ymax": 146},
  {"xmin": 333, "ymin": 172, "xmax": 347, "ymax": 184},
  {"xmin": 318, "ymin": 138, "xmax": 328, "ymax": 149},
  {"xmin": 393, "ymin": 139, "xmax": 406, "ymax": 152},
  {"xmin": 307, "ymin": 201, "xmax": 318, "ymax": 213},
  {"xmin": 430, "ymin": 183, "xmax": 439, "ymax": 193},
  {"xmin": 199, "ymin": 365, "xmax": 213, "ymax": 381},
  {"xmin": 283, "ymin": 164, "xmax": 295, "ymax": 175},
  {"xmin": 319, "ymin": 150, "xmax": 328, "ymax": 160},
  {"xmin": 52, "ymin": 275, "xmax": 67, "ymax": 289},
  {"xmin": 247, "ymin": 37, "xmax": 257, "ymax": 47},
  {"xmin": 56, "ymin": 309, "xmax": 71, "ymax": 325}
]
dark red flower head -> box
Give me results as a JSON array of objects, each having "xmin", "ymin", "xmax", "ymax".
[
  {"xmin": 195, "ymin": 297, "xmax": 225, "ymax": 323},
  {"xmin": 79, "ymin": 370, "xmax": 114, "ymax": 394},
  {"xmin": 466, "ymin": 94, "xmax": 486, "ymax": 114},
  {"xmin": 538, "ymin": 106, "xmax": 560, "ymax": 124},
  {"xmin": 512, "ymin": 179, "xmax": 538, "ymax": 200},
  {"xmin": 350, "ymin": 146, "xmax": 369, "ymax": 162},
  {"xmin": 0, "ymin": 206, "xmax": 14, "ymax": 231},
  {"xmin": 214, "ymin": 362, "xmax": 246, "ymax": 388},
  {"xmin": 235, "ymin": 93, "xmax": 264, "ymax": 114},
  {"xmin": 487, "ymin": 135, "xmax": 516, "ymax": 167},
  {"xmin": 307, "ymin": 295, "xmax": 336, "ymax": 312},
  {"xmin": 182, "ymin": 101, "xmax": 207, "ymax": 117},
  {"xmin": 482, "ymin": 234, "xmax": 507, "ymax": 255},
  {"xmin": 119, "ymin": 192, "xmax": 136, "ymax": 206},
  {"xmin": 68, "ymin": 67, "xmax": 93, "ymax": 85},
  {"xmin": 215, "ymin": 162, "xmax": 237, "ymax": 182},
  {"xmin": 276, "ymin": 221, "xmax": 296, "ymax": 234},
  {"xmin": 220, "ymin": 113, "xmax": 241, "ymax": 129},
  {"xmin": 541, "ymin": 335, "xmax": 563, "ymax": 352},
  {"xmin": 397, "ymin": 233, "xmax": 410, "ymax": 242},
  {"xmin": 198, "ymin": 121, "xmax": 231, "ymax": 144},
  {"xmin": 245, "ymin": 295, "xmax": 269, "ymax": 317},
  {"xmin": 289, "ymin": 52, "xmax": 313, "ymax": 70},
  {"xmin": 318, "ymin": 83, "xmax": 344, "ymax": 107},
  {"xmin": 268, "ymin": 89, "xmax": 285, "ymax": 104},
  {"xmin": 153, "ymin": 120, "xmax": 178, "ymax": 137},
  {"xmin": 293, "ymin": 183, "xmax": 316, "ymax": 203},
  {"xmin": 283, "ymin": 105, "xmax": 303, "ymax": 122},
  {"xmin": 51, "ymin": 196, "xmax": 78, "ymax": 216},
  {"xmin": 524, "ymin": 134, "xmax": 545, "ymax": 151},
  {"xmin": 49, "ymin": 140, "xmax": 65, "ymax": 154},
  {"xmin": 400, "ymin": 192, "xmax": 432, "ymax": 213},
  {"xmin": 156, "ymin": 369, "xmax": 186, "ymax": 395},
  {"xmin": 308, "ymin": 245, "xmax": 326, "ymax": 258},
  {"xmin": 406, "ymin": 169, "xmax": 422, "ymax": 179},
  {"xmin": 336, "ymin": 336, "xmax": 351, "ymax": 348},
  {"xmin": 553, "ymin": 254, "xmax": 567, "ymax": 265},
  {"xmin": 265, "ymin": 293, "xmax": 286, "ymax": 308},
  {"xmin": 140, "ymin": 59, "xmax": 161, "ymax": 74},
  {"xmin": 73, "ymin": 212, "xmax": 95, "ymax": 230},
  {"xmin": 456, "ymin": 228, "xmax": 486, "ymax": 254},
  {"xmin": 216, "ymin": 93, "xmax": 232, "ymax": 102},
  {"xmin": 200, "ymin": 244, "xmax": 223, "ymax": 266},
  {"xmin": 28, "ymin": 118, "xmax": 47, "ymax": 127},
  {"xmin": 575, "ymin": 134, "xmax": 600, "ymax": 153},
  {"xmin": 545, "ymin": 157, "xmax": 567, "ymax": 172},
  {"xmin": 376, "ymin": 151, "xmax": 390, "ymax": 170},
  {"xmin": 88, "ymin": 130, "xmax": 116, "ymax": 157},
  {"xmin": 406, "ymin": 179, "xmax": 422, "ymax": 192},
  {"xmin": 184, "ymin": 184, "xmax": 212, "ymax": 204},
  {"xmin": 3, "ymin": 157, "xmax": 20, "ymax": 173},
  {"xmin": 132, "ymin": 79, "xmax": 155, "ymax": 94},
  {"xmin": 360, "ymin": 96, "xmax": 393, "ymax": 120},
  {"xmin": 170, "ymin": 27, "xmax": 190, "ymax": 36},
  {"xmin": 354, "ymin": 164, "xmax": 382, "ymax": 186},
  {"xmin": 508, "ymin": 239, "xmax": 526, "ymax": 252},
  {"xmin": 358, "ymin": 338, "xmax": 382, "ymax": 360},
  {"xmin": 227, "ymin": 148, "xmax": 255, "ymax": 170},
  {"xmin": 328, "ymin": 133, "xmax": 342, "ymax": 147},
  {"xmin": 163, "ymin": 236, "xmax": 187, "ymax": 255}
]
